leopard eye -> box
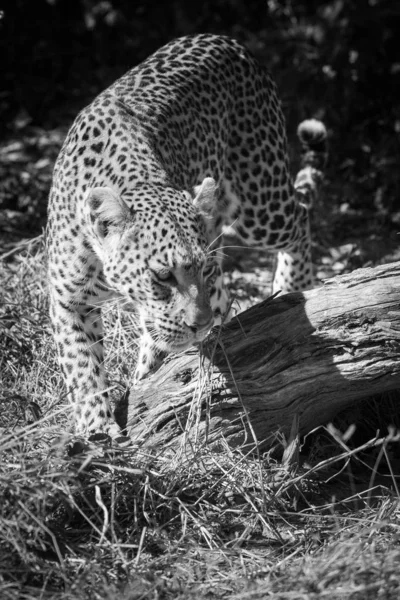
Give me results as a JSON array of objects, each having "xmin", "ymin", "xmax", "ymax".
[{"xmin": 153, "ymin": 270, "xmax": 177, "ymax": 285}]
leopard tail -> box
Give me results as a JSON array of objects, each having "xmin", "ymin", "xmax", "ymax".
[{"xmin": 294, "ymin": 119, "xmax": 328, "ymax": 209}]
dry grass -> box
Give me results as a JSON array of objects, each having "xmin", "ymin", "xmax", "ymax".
[{"xmin": 1, "ymin": 240, "xmax": 400, "ymax": 600}]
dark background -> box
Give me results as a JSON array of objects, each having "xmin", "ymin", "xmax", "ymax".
[{"xmin": 1, "ymin": 0, "xmax": 400, "ymax": 244}]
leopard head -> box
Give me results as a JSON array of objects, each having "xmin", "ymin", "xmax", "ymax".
[{"xmin": 84, "ymin": 178, "xmax": 219, "ymax": 352}]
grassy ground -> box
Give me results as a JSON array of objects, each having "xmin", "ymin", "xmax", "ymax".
[
  {"xmin": 2, "ymin": 278, "xmax": 400, "ymax": 599},
  {"xmin": 2, "ymin": 160, "xmax": 400, "ymax": 598}
]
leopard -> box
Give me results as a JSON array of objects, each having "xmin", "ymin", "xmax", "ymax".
[{"xmin": 46, "ymin": 33, "xmax": 327, "ymax": 439}]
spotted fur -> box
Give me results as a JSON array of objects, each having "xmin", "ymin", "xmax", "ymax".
[{"xmin": 46, "ymin": 34, "xmax": 327, "ymax": 436}]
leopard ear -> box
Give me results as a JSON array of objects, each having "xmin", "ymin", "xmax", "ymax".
[
  {"xmin": 85, "ymin": 187, "xmax": 130, "ymax": 237},
  {"xmin": 193, "ymin": 177, "xmax": 217, "ymax": 218}
]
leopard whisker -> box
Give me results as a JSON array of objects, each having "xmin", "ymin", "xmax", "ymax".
[{"xmin": 205, "ymin": 217, "xmax": 238, "ymax": 253}]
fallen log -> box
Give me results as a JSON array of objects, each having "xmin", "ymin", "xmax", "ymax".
[{"xmin": 121, "ymin": 261, "xmax": 400, "ymax": 451}]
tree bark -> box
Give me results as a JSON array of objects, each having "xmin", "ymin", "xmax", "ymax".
[{"xmin": 121, "ymin": 262, "xmax": 400, "ymax": 451}]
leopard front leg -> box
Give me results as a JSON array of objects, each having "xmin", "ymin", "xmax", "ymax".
[
  {"xmin": 134, "ymin": 330, "xmax": 165, "ymax": 383},
  {"xmin": 50, "ymin": 289, "xmax": 120, "ymax": 437},
  {"xmin": 209, "ymin": 264, "xmax": 231, "ymax": 325}
]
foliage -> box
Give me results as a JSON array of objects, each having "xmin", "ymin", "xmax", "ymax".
[{"xmin": 1, "ymin": 0, "xmax": 399, "ymax": 225}]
